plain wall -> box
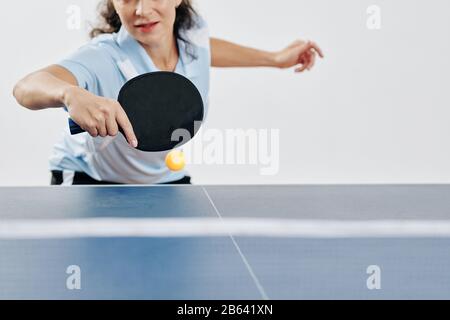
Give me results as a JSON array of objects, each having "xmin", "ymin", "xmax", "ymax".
[{"xmin": 1, "ymin": 0, "xmax": 449, "ymax": 185}]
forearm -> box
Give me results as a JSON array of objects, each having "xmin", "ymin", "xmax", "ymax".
[
  {"xmin": 210, "ymin": 38, "xmax": 278, "ymax": 68},
  {"xmin": 13, "ymin": 67, "xmax": 77, "ymax": 110}
]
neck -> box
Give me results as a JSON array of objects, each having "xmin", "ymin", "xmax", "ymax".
[{"xmin": 141, "ymin": 33, "xmax": 179, "ymax": 72}]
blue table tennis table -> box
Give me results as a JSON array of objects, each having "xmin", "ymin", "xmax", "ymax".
[{"xmin": 1, "ymin": 185, "xmax": 450, "ymax": 300}]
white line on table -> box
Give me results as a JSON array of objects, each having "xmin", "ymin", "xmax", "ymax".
[
  {"xmin": 1, "ymin": 218, "xmax": 450, "ymax": 239},
  {"xmin": 201, "ymin": 186, "xmax": 270, "ymax": 301}
]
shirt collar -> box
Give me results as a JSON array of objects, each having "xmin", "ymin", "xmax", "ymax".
[{"xmin": 116, "ymin": 26, "xmax": 199, "ymax": 78}]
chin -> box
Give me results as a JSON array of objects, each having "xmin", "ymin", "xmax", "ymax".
[{"xmin": 139, "ymin": 34, "xmax": 163, "ymax": 46}]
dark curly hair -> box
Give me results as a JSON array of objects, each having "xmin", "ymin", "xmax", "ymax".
[{"xmin": 90, "ymin": 0, "xmax": 199, "ymax": 58}]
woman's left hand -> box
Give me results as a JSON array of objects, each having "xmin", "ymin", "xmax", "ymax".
[{"xmin": 274, "ymin": 40, "xmax": 324, "ymax": 72}]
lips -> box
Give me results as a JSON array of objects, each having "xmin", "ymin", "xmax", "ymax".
[{"xmin": 135, "ymin": 22, "xmax": 159, "ymax": 32}]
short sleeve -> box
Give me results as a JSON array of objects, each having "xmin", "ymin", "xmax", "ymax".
[
  {"xmin": 58, "ymin": 46, "xmax": 100, "ymax": 92},
  {"xmin": 57, "ymin": 44, "xmax": 111, "ymax": 95},
  {"xmin": 58, "ymin": 59, "xmax": 96, "ymax": 91}
]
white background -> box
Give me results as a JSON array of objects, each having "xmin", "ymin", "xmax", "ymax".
[{"xmin": 1, "ymin": 0, "xmax": 449, "ymax": 185}]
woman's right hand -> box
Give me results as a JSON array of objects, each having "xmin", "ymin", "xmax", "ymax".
[{"xmin": 63, "ymin": 86, "xmax": 138, "ymax": 148}]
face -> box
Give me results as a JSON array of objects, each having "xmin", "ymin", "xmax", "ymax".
[{"xmin": 112, "ymin": 0, "xmax": 182, "ymax": 46}]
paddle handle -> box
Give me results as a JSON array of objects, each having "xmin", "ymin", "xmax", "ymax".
[{"xmin": 68, "ymin": 118, "xmax": 85, "ymax": 135}]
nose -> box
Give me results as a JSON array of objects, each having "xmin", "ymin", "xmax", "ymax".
[{"xmin": 136, "ymin": 0, "xmax": 154, "ymax": 16}]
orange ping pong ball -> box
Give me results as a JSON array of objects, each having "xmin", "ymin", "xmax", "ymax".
[{"xmin": 165, "ymin": 150, "xmax": 186, "ymax": 172}]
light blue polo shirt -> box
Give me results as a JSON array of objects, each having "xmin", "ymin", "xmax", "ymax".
[{"xmin": 49, "ymin": 16, "xmax": 210, "ymax": 184}]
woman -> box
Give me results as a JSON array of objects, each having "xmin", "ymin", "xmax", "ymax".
[{"xmin": 13, "ymin": 0, "xmax": 324, "ymax": 185}]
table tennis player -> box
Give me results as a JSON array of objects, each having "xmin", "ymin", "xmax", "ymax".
[{"xmin": 13, "ymin": 0, "xmax": 324, "ymax": 185}]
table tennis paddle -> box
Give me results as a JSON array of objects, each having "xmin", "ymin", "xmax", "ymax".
[{"xmin": 68, "ymin": 71, "xmax": 204, "ymax": 152}]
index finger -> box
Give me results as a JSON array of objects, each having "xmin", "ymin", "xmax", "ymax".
[
  {"xmin": 116, "ymin": 105, "xmax": 138, "ymax": 148},
  {"xmin": 307, "ymin": 41, "xmax": 324, "ymax": 58}
]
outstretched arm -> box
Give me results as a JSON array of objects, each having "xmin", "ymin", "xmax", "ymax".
[
  {"xmin": 13, "ymin": 65, "xmax": 137, "ymax": 146},
  {"xmin": 210, "ymin": 38, "xmax": 324, "ymax": 72}
]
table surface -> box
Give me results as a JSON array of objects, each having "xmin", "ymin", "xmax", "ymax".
[{"xmin": 1, "ymin": 185, "xmax": 450, "ymax": 300}]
